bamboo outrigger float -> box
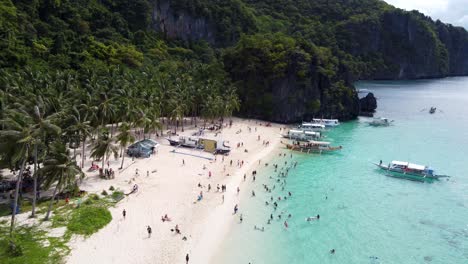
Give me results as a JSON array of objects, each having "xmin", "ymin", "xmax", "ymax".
[{"xmin": 282, "ymin": 140, "xmax": 342, "ymax": 154}]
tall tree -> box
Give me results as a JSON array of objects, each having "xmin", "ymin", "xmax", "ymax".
[
  {"xmin": 39, "ymin": 142, "xmax": 84, "ymax": 220},
  {"xmin": 90, "ymin": 129, "xmax": 118, "ymax": 169},
  {"xmin": 0, "ymin": 109, "xmax": 34, "ymax": 239},
  {"xmin": 115, "ymin": 122, "xmax": 135, "ymax": 169}
]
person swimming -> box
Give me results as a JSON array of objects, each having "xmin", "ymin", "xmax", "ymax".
[{"xmin": 306, "ymin": 214, "xmax": 320, "ymax": 221}]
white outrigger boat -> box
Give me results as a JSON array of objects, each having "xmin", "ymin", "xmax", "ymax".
[
  {"xmin": 312, "ymin": 118, "xmax": 340, "ymax": 127},
  {"xmin": 373, "ymin": 160, "xmax": 449, "ymax": 181},
  {"xmin": 369, "ymin": 117, "xmax": 392, "ymax": 126},
  {"xmin": 283, "ymin": 129, "xmax": 321, "ymax": 141},
  {"xmin": 283, "ymin": 140, "xmax": 342, "ymax": 154},
  {"xmin": 298, "ymin": 122, "xmax": 325, "ymax": 132}
]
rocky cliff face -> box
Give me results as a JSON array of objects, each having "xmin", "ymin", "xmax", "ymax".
[
  {"xmin": 359, "ymin": 93, "xmax": 377, "ymax": 114},
  {"xmin": 436, "ymin": 23, "xmax": 468, "ymax": 76},
  {"xmin": 262, "ymin": 71, "xmax": 359, "ymax": 123},
  {"xmin": 151, "ymin": 1, "xmax": 467, "ymax": 122},
  {"xmin": 340, "ymin": 10, "xmax": 468, "ymax": 79},
  {"xmin": 152, "ymin": 0, "xmax": 216, "ymax": 44}
]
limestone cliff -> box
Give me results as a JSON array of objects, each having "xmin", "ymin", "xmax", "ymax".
[{"xmin": 151, "ymin": 0, "xmax": 468, "ymax": 122}]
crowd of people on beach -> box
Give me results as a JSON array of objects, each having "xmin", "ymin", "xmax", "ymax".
[{"xmin": 107, "ymin": 119, "xmax": 336, "ymax": 263}]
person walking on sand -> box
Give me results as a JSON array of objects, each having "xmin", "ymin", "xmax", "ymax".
[
  {"xmin": 234, "ymin": 204, "xmax": 238, "ymax": 214},
  {"xmin": 182, "ymin": 159, "xmax": 185, "ymax": 166},
  {"xmin": 222, "ymin": 194, "xmax": 224, "ymax": 204},
  {"xmin": 147, "ymin": 225, "xmax": 152, "ymax": 238},
  {"xmin": 237, "ymin": 187, "xmax": 240, "ymax": 195},
  {"xmin": 186, "ymin": 253, "xmax": 189, "ymax": 263},
  {"xmin": 122, "ymin": 209, "xmax": 126, "ymax": 219}
]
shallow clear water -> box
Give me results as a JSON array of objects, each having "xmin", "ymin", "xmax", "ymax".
[{"xmin": 215, "ymin": 77, "xmax": 468, "ymax": 264}]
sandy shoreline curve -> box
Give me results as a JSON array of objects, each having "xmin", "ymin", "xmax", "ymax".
[{"xmin": 66, "ymin": 118, "xmax": 286, "ymax": 264}]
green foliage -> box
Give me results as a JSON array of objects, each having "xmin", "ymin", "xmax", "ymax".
[
  {"xmin": 111, "ymin": 190, "xmax": 124, "ymax": 202},
  {"xmin": 67, "ymin": 206, "xmax": 112, "ymax": 236},
  {"xmin": 0, "ymin": 226, "xmax": 64, "ymax": 264}
]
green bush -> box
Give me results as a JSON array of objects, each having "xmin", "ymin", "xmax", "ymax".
[
  {"xmin": 67, "ymin": 206, "xmax": 112, "ymax": 236},
  {"xmin": 101, "ymin": 190, "xmax": 108, "ymax": 196},
  {"xmin": 109, "ymin": 186, "xmax": 115, "ymax": 191},
  {"xmin": 111, "ymin": 191, "xmax": 124, "ymax": 202}
]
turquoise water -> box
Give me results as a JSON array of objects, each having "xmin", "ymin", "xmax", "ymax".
[{"xmin": 215, "ymin": 77, "xmax": 468, "ymax": 264}]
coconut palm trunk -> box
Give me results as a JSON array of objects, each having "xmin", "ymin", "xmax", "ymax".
[
  {"xmin": 31, "ymin": 144, "xmax": 38, "ymax": 217},
  {"xmin": 45, "ymin": 180, "xmax": 60, "ymax": 220},
  {"xmin": 81, "ymin": 137, "xmax": 86, "ymax": 169},
  {"xmin": 120, "ymin": 146, "xmax": 126, "ymax": 169},
  {"xmin": 10, "ymin": 156, "xmax": 27, "ymax": 238}
]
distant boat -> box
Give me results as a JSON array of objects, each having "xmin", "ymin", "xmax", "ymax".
[
  {"xmin": 429, "ymin": 107, "xmax": 436, "ymax": 114},
  {"xmin": 373, "ymin": 160, "xmax": 449, "ymax": 181},
  {"xmin": 369, "ymin": 117, "xmax": 392, "ymax": 126},
  {"xmin": 282, "ymin": 129, "xmax": 321, "ymax": 141},
  {"xmin": 298, "ymin": 122, "xmax": 326, "ymax": 132},
  {"xmin": 283, "ymin": 140, "xmax": 342, "ymax": 154},
  {"xmin": 357, "ymin": 89, "xmax": 371, "ymax": 93},
  {"xmin": 312, "ymin": 118, "xmax": 340, "ymax": 127}
]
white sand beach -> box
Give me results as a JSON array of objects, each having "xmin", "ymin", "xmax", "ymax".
[{"xmin": 66, "ymin": 118, "xmax": 286, "ymax": 264}]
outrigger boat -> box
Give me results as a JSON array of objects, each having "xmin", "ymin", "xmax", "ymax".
[
  {"xmin": 298, "ymin": 122, "xmax": 326, "ymax": 132},
  {"xmin": 373, "ymin": 160, "xmax": 449, "ymax": 181},
  {"xmin": 312, "ymin": 118, "xmax": 340, "ymax": 127},
  {"xmin": 369, "ymin": 117, "xmax": 392, "ymax": 126},
  {"xmin": 283, "ymin": 140, "xmax": 342, "ymax": 154},
  {"xmin": 166, "ymin": 136, "xmax": 202, "ymax": 148},
  {"xmin": 283, "ymin": 129, "xmax": 321, "ymax": 141}
]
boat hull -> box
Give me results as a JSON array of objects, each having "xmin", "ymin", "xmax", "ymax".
[
  {"xmin": 166, "ymin": 138, "xmax": 180, "ymax": 146},
  {"xmin": 284, "ymin": 143, "xmax": 342, "ymax": 153}
]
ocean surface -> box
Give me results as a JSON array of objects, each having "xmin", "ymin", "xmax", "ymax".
[{"xmin": 214, "ymin": 77, "xmax": 468, "ymax": 264}]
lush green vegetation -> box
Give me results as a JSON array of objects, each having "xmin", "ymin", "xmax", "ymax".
[
  {"xmin": 0, "ymin": 193, "xmax": 116, "ymax": 263},
  {"xmin": 1, "ymin": 0, "xmax": 464, "ymax": 123},
  {"xmin": 67, "ymin": 206, "xmax": 112, "ymax": 236}
]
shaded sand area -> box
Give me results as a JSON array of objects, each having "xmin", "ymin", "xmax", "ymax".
[{"xmin": 66, "ymin": 118, "xmax": 285, "ymax": 264}]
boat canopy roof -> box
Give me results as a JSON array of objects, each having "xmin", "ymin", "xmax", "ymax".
[
  {"xmin": 289, "ymin": 129, "xmax": 304, "ymax": 134},
  {"xmin": 391, "ymin": 160, "xmax": 409, "ymax": 166},
  {"xmin": 301, "ymin": 123, "xmax": 325, "ymax": 128},
  {"xmin": 304, "ymin": 131, "xmax": 319, "ymax": 135},
  {"xmin": 390, "ymin": 161, "xmax": 427, "ymax": 170},
  {"xmin": 408, "ymin": 163, "xmax": 426, "ymax": 170},
  {"xmin": 308, "ymin": 140, "xmax": 330, "ymax": 145},
  {"xmin": 313, "ymin": 118, "xmax": 338, "ymax": 122}
]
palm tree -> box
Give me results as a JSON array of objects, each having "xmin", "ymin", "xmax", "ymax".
[
  {"xmin": 90, "ymin": 129, "xmax": 118, "ymax": 169},
  {"xmin": 66, "ymin": 106, "xmax": 92, "ymax": 169},
  {"xmin": 28, "ymin": 104, "xmax": 61, "ymax": 218},
  {"xmin": 115, "ymin": 122, "xmax": 135, "ymax": 169},
  {"xmin": 39, "ymin": 142, "xmax": 84, "ymax": 220},
  {"xmin": 0, "ymin": 109, "xmax": 34, "ymax": 239},
  {"xmin": 223, "ymin": 87, "xmax": 241, "ymax": 122}
]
